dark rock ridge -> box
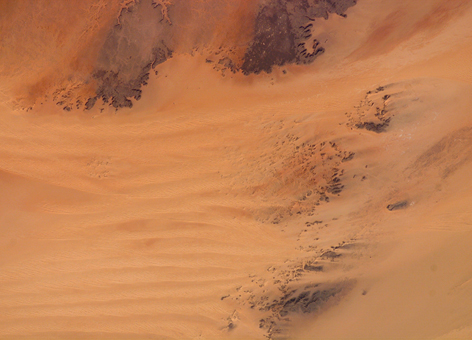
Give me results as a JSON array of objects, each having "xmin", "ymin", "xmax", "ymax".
[
  {"xmin": 241, "ymin": 0, "xmax": 357, "ymax": 74},
  {"xmin": 86, "ymin": 44, "xmax": 172, "ymax": 110},
  {"xmin": 255, "ymin": 280, "xmax": 354, "ymax": 339},
  {"xmin": 64, "ymin": 0, "xmax": 358, "ymax": 110},
  {"xmin": 85, "ymin": 0, "xmax": 173, "ymax": 110},
  {"xmin": 387, "ymin": 200, "xmax": 409, "ymax": 211}
]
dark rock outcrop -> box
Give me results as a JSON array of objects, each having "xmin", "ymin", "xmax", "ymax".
[
  {"xmin": 241, "ymin": 0, "xmax": 357, "ymax": 74},
  {"xmin": 56, "ymin": 0, "xmax": 358, "ymax": 111}
]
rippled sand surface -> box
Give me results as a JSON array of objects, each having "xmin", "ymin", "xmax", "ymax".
[{"xmin": 1, "ymin": 1, "xmax": 472, "ymax": 339}]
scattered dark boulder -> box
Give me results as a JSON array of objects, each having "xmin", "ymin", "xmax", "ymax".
[
  {"xmin": 355, "ymin": 117, "xmax": 391, "ymax": 133},
  {"xmin": 387, "ymin": 200, "xmax": 409, "ymax": 211}
]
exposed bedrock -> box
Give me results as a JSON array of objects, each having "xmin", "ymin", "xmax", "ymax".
[
  {"xmin": 78, "ymin": 0, "xmax": 357, "ymax": 110},
  {"xmin": 241, "ymin": 0, "xmax": 357, "ymax": 74},
  {"xmin": 85, "ymin": 0, "xmax": 173, "ymax": 109}
]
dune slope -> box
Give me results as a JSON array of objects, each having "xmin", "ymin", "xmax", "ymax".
[{"xmin": 1, "ymin": 0, "xmax": 472, "ymax": 339}]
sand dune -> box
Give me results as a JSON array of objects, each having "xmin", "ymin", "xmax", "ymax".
[{"xmin": 1, "ymin": 0, "xmax": 472, "ymax": 339}]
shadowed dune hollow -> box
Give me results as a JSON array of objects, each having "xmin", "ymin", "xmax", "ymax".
[{"xmin": 1, "ymin": 0, "xmax": 472, "ymax": 339}]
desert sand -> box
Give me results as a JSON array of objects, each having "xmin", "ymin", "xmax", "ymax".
[{"xmin": 1, "ymin": 0, "xmax": 472, "ymax": 339}]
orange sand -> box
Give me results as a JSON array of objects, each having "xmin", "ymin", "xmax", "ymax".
[{"xmin": 1, "ymin": 0, "xmax": 472, "ymax": 339}]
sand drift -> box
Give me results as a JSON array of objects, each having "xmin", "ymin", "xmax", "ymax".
[{"xmin": 1, "ymin": 0, "xmax": 472, "ymax": 339}]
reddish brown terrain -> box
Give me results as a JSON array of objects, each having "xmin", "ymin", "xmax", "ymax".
[{"xmin": 1, "ymin": 1, "xmax": 472, "ymax": 339}]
